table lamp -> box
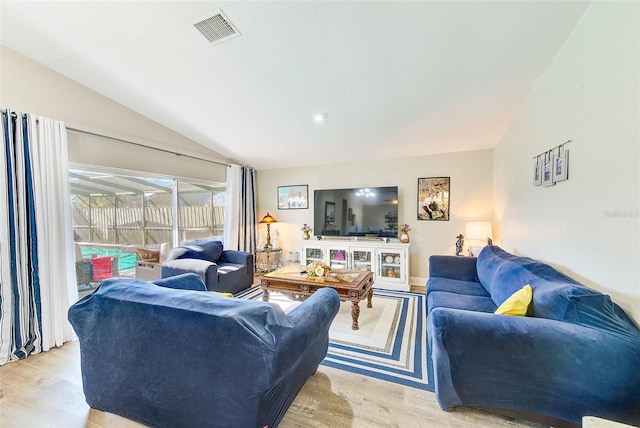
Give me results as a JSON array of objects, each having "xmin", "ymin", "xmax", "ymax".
[
  {"xmin": 465, "ymin": 222, "xmax": 493, "ymax": 257},
  {"xmin": 259, "ymin": 212, "xmax": 278, "ymax": 250}
]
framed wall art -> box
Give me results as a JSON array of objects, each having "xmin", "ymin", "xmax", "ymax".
[
  {"xmin": 542, "ymin": 152, "xmax": 554, "ymax": 187},
  {"xmin": 418, "ymin": 177, "xmax": 450, "ymax": 221},
  {"xmin": 532, "ymin": 155, "xmax": 542, "ymax": 186},
  {"xmin": 553, "ymin": 147, "xmax": 569, "ymax": 182},
  {"xmin": 533, "ymin": 139, "xmax": 571, "ymax": 187},
  {"xmin": 277, "ymin": 185, "xmax": 308, "ymax": 209}
]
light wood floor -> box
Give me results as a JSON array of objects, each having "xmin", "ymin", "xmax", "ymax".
[
  {"xmin": 0, "ymin": 281, "xmax": 546, "ymax": 427},
  {"xmin": 0, "ymin": 341, "xmax": 547, "ymax": 428}
]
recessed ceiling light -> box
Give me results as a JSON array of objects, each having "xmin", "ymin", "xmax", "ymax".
[{"xmin": 313, "ymin": 113, "xmax": 327, "ymax": 124}]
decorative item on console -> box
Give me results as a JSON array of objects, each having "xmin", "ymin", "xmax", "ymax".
[
  {"xmin": 399, "ymin": 224, "xmax": 411, "ymax": 243},
  {"xmin": 301, "ymin": 224, "xmax": 312, "ymax": 240}
]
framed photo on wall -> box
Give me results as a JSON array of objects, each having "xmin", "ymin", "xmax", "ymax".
[
  {"xmin": 277, "ymin": 185, "xmax": 308, "ymax": 209},
  {"xmin": 418, "ymin": 177, "xmax": 450, "ymax": 221},
  {"xmin": 532, "ymin": 155, "xmax": 542, "ymax": 186},
  {"xmin": 542, "ymin": 152, "xmax": 554, "ymax": 186},
  {"xmin": 553, "ymin": 147, "xmax": 569, "ymax": 182}
]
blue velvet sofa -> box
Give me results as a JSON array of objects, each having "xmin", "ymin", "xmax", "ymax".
[
  {"xmin": 161, "ymin": 240, "xmax": 254, "ymax": 294},
  {"xmin": 68, "ymin": 274, "xmax": 340, "ymax": 428},
  {"xmin": 427, "ymin": 246, "xmax": 640, "ymax": 427}
]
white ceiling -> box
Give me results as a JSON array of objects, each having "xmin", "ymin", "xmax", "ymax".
[{"xmin": 0, "ymin": 1, "xmax": 590, "ymax": 170}]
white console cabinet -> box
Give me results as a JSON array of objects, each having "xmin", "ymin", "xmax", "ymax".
[{"xmin": 301, "ymin": 239, "xmax": 410, "ymax": 291}]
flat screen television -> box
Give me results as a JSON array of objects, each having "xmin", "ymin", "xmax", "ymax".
[{"xmin": 313, "ymin": 186, "xmax": 399, "ymax": 238}]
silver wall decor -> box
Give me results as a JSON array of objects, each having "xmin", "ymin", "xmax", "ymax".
[{"xmin": 532, "ymin": 140, "xmax": 571, "ymax": 187}]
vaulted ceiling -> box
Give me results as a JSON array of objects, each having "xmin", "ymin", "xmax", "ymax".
[{"xmin": 1, "ymin": 1, "xmax": 590, "ymax": 170}]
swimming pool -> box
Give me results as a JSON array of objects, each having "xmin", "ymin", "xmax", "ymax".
[{"xmin": 80, "ymin": 246, "xmax": 137, "ymax": 271}]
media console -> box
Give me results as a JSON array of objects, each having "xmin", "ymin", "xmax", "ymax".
[{"xmin": 301, "ymin": 238, "xmax": 410, "ymax": 291}]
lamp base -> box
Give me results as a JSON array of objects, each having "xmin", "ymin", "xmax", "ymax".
[{"xmin": 468, "ymin": 244, "xmax": 484, "ymax": 257}]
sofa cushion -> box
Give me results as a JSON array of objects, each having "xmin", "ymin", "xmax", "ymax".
[
  {"xmin": 174, "ymin": 240, "xmax": 224, "ymax": 262},
  {"xmin": 427, "ymin": 277, "xmax": 490, "ymax": 298},
  {"xmin": 495, "ymin": 284, "xmax": 532, "ymax": 316},
  {"xmin": 531, "ymin": 281, "xmax": 637, "ymax": 338},
  {"xmin": 429, "ymin": 255, "xmax": 478, "ymax": 282},
  {"xmin": 476, "ymin": 246, "xmax": 537, "ymax": 307},
  {"xmin": 180, "ymin": 236, "xmax": 224, "ymax": 246},
  {"xmin": 153, "ymin": 273, "xmax": 207, "ymax": 291},
  {"xmin": 428, "ymin": 291, "xmax": 497, "ymax": 314}
]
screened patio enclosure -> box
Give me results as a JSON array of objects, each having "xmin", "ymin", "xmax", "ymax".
[{"xmin": 70, "ymin": 168, "xmax": 225, "ymax": 274}]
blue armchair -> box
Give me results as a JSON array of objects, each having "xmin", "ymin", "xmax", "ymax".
[{"xmin": 161, "ymin": 240, "xmax": 254, "ymax": 294}]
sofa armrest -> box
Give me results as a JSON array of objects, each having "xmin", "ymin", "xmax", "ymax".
[
  {"xmin": 428, "ymin": 255, "xmax": 478, "ymax": 281},
  {"xmin": 153, "ymin": 273, "xmax": 207, "ymax": 291},
  {"xmin": 428, "ymin": 308, "xmax": 640, "ymax": 424},
  {"xmin": 271, "ymin": 288, "xmax": 341, "ymax": 374},
  {"xmin": 219, "ymin": 250, "xmax": 254, "ymax": 274},
  {"xmin": 162, "ymin": 259, "xmax": 218, "ymax": 289}
]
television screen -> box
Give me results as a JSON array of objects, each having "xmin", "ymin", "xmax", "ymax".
[{"xmin": 313, "ymin": 186, "xmax": 398, "ymax": 238}]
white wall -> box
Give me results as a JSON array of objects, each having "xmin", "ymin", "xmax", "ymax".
[
  {"xmin": 257, "ymin": 149, "xmax": 494, "ymax": 284},
  {"xmin": 1, "ymin": 46, "xmax": 229, "ymax": 182},
  {"xmin": 493, "ymin": 2, "xmax": 639, "ymax": 321}
]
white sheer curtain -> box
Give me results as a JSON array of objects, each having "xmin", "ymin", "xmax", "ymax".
[
  {"xmin": 31, "ymin": 116, "xmax": 77, "ymax": 351},
  {"xmin": 223, "ymin": 164, "xmax": 257, "ymax": 253},
  {"xmin": 0, "ymin": 110, "xmax": 77, "ymax": 365}
]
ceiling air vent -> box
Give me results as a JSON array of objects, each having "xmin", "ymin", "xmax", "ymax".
[{"xmin": 193, "ymin": 10, "xmax": 240, "ymax": 45}]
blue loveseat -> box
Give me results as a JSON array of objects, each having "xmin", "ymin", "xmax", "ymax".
[
  {"xmin": 162, "ymin": 240, "xmax": 254, "ymax": 294},
  {"xmin": 427, "ymin": 246, "xmax": 640, "ymax": 427},
  {"xmin": 68, "ymin": 274, "xmax": 340, "ymax": 428}
]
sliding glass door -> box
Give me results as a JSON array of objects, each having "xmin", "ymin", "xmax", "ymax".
[
  {"xmin": 69, "ymin": 166, "xmax": 225, "ymax": 277},
  {"xmin": 177, "ymin": 181, "xmax": 226, "ymax": 243}
]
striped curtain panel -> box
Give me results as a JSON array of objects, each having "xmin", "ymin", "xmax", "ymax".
[
  {"xmin": 223, "ymin": 164, "xmax": 257, "ymax": 254},
  {"xmin": 0, "ymin": 109, "xmax": 77, "ymax": 365}
]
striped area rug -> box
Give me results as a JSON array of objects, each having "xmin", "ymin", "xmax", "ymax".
[{"xmin": 236, "ymin": 286, "xmax": 433, "ymax": 391}]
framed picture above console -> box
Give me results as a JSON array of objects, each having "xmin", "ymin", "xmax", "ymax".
[
  {"xmin": 418, "ymin": 177, "xmax": 450, "ymax": 221},
  {"xmin": 277, "ymin": 185, "xmax": 308, "ymax": 210}
]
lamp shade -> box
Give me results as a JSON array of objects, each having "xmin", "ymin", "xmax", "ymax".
[
  {"xmin": 259, "ymin": 212, "xmax": 278, "ymax": 224},
  {"xmin": 465, "ymin": 222, "xmax": 493, "ymax": 241}
]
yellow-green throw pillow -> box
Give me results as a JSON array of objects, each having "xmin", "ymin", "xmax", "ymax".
[
  {"xmin": 213, "ymin": 292, "xmax": 234, "ymax": 298},
  {"xmin": 495, "ymin": 284, "xmax": 532, "ymax": 316}
]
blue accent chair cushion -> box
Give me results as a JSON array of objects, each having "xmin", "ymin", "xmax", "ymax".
[
  {"xmin": 427, "ymin": 246, "xmax": 640, "ymax": 427},
  {"xmin": 161, "ymin": 240, "xmax": 254, "ymax": 294},
  {"xmin": 68, "ymin": 276, "xmax": 341, "ymax": 428},
  {"xmin": 170, "ymin": 240, "xmax": 224, "ymax": 262}
]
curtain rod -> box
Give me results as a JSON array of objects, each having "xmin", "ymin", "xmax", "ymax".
[{"xmin": 66, "ymin": 127, "xmax": 231, "ymax": 168}]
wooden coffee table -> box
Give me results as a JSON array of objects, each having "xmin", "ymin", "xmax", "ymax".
[{"xmin": 260, "ymin": 264, "xmax": 374, "ymax": 330}]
